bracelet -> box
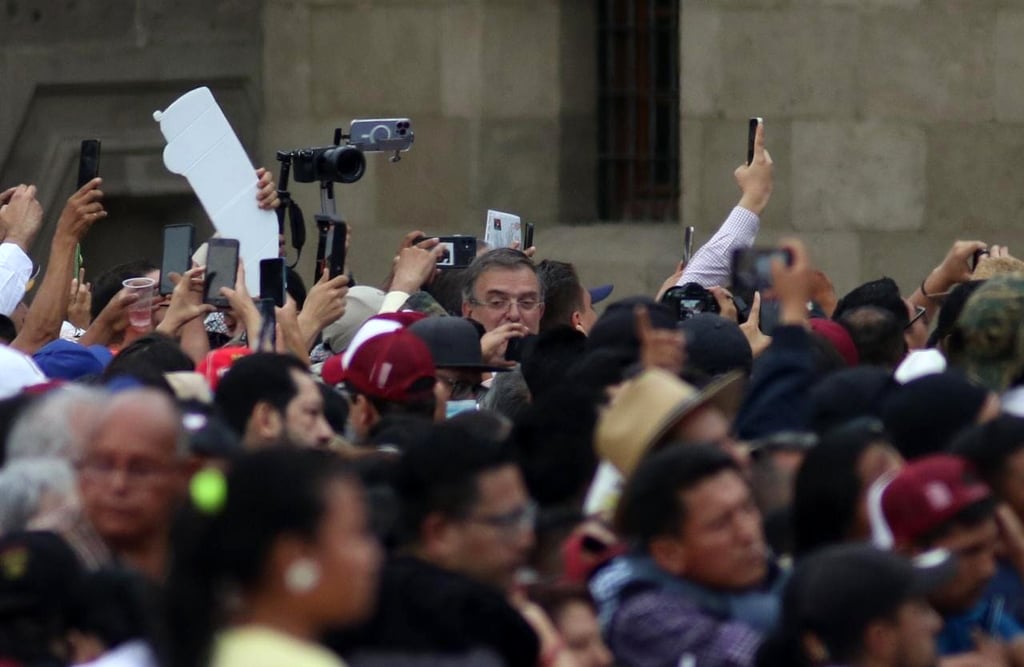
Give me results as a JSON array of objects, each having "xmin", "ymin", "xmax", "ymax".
[{"xmin": 920, "ymin": 278, "xmax": 936, "ymax": 301}]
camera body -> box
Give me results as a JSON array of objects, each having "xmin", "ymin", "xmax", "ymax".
[
  {"xmin": 660, "ymin": 282, "xmax": 720, "ymax": 321},
  {"xmin": 286, "ymin": 118, "xmax": 414, "ymax": 184}
]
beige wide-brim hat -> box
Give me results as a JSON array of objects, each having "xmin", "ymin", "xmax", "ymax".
[{"xmin": 595, "ymin": 368, "xmax": 746, "ymax": 477}]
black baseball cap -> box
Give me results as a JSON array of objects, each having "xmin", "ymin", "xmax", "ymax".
[
  {"xmin": 409, "ymin": 316, "xmax": 509, "ymax": 372},
  {"xmin": 0, "ymin": 531, "xmax": 83, "ymax": 616}
]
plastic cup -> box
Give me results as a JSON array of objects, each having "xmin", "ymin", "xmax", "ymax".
[{"xmin": 122, "ymin": 277, "xmax": 156, "ymax": 330}]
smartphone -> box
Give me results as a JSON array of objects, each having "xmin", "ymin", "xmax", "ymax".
[
  {"xmin": 731, "ymin": 247, "xmax": 793, "ymax": 294},
  {"xmin": 971, "ymin": 248, "xmax": 989, "ymax": 272},
  {"xmin": 746, "ymin": 118, "xmax": 761, "ymax": 166},
  {"xmin": 327, "ymin": 222, "xmax": 347, "ymax": 280},
  {"xmin": 203, "ymin": 238, "xmax": 240, "ymax": 308},
  {"xmin": 683, "ymin": 226, "xmax": 695, "ymax": 264},
  {"xmin": 77, "ymin": 139, "xmax": 101, "ymax": 188},
  {"xmin": 758, "ymin": 298, "xmax": 782, "ymax": 336},
  {"xmin": 523, "ymin": 223, "xmax": 535, "ymax": 250},
  {"xmin": 256, "ymin": 298, "xmax": 277, "ymax": 352},
  {"xmin": 260, "ymin": 257, "xmax": 287, "ymax": 307},
  {"xmin": 436, "ymin": 236, "xmax": 477, "ymax": 269},
  {"xmin": 160, "ymin": 224, "xmax": 195, "ymax": 295}
]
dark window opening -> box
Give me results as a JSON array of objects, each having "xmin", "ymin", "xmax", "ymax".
[{"xmin": 597, "ymin": 0, "xmax": 680, "ymax": 222}]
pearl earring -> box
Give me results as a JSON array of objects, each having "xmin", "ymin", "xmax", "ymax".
[{"xmin": 284, "ymin": 558, "xmax": 320, "ymax": 594}]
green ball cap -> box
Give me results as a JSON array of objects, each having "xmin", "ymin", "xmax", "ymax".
[{"xmin": 190, "ymin": 467, "xmax": 227, "ymax": 514}]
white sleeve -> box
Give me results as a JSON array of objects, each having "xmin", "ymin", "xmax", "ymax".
[
  {"xmin": 0, "ymin": 243, "xmax": 33, "ymax": 316},
  {"xmin": 676, "ymin": 206, "xmax": 760, "ymax": 288}
]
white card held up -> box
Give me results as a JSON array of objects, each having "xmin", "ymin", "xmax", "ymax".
[
  {"xmin": 484, "ymin": 209, "xmax": 522, "ymax": 249},
  {"xmin": 153, "ymin": 87, "xmax": 277, "ymax": 295}
]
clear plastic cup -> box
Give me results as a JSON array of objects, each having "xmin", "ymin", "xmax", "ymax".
[{"xmin": 122, "ymin": 277, "xmax": 156, "ymax": 330}]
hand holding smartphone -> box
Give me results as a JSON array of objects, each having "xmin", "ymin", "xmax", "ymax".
[
  {"xmin": 203, "ymin": 238, "xmax": 240, "ymax": 308},
  {"xmin": 731, "ymin": 247, "xmax": 794, "ymax": 295},
  {"xmin": 746, "ymin": 118, "xmax": 762, "ymax": 166}
]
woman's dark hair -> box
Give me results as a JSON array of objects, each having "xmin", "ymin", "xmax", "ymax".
[
  {"xmin": 792, "ymin": 419, "xmax": 890, "ymax": 557},
  {"xmin": 102, "ymin": 333, "xmax": 194, "ymax": 391},
  {"xmin": 164, "ymin": 447, "xmax": 354, "ymax": 667}
]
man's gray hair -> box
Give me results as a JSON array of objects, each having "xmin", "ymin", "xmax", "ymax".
[
  {"xmin": 460, "ymin": 248, "xmax": 544, "ymax": 306},
  {"xmin": 6, "ymin": 385, "xmax": 109, "ymax": 461},
  {"xmin": 0, "ymin": 458, "xmax": 75, "ymax": 533}
]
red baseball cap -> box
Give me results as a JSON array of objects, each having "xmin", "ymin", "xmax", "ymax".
[
  {"xmin": 872, "ymin": 454, "xmax": 991, "ymax": 548},
  {"xmin": 809, "ymin": 318, "xmax": 859, "ymax": 367},
  {"xmin": 342, "ymin": 329, "xmax": 436, "ymax": 403},
  {"xmin": 197, "ymin": 346, "xmax": 252, "ymax": 391}
]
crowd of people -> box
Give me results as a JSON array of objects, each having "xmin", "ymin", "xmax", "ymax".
[{"xmin": 3, "ymin": 121, "xmax": 1024, "ymax": 667}]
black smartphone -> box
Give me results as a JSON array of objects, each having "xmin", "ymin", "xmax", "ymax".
[
  {"xmin": 746, "ymin": 118, "xmax": 761, "ymax": 166},
  {"xmin": 971, "ymin": 248, "xmax": 989, "ymax": 272},
  {"xmin": 77, "ymin": 139, "xmax": 101, "ymax": 188},
  {"xmin": 260, "ymin": 257, "xmax": 287, "ymax": 308},
  {"xmin": 758, "ymin": 298, "xmax": 782, "ymax": 336},
  {"xmin": 731, "ymin": 247, "xmax": 793, "ymax": 294},
  {"xmin": 523, "ymin": 223, "xmax": 535, "ymax": 250},
  {"xmin": 203, "ymin": 238, "xmax": 240, "ymax": 308},
  {"xmin": 436, "ymin": 236, "xmax": 477, "ymax": 269},
  {"xmin": 257, "ymin": 298, "xmax": 277, "ymax": 352},
  {"xmin": 327, "ymin": 222, "xmax": 347, "ymax": 280},
  {"xmin": 160, "ymin": 224, "xmax": 195, "ymax": 295}
]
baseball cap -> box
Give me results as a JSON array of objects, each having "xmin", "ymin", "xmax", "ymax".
[
  {"xmin": 342, "ymin": 329, "xmax": 437, "ymax": 403},
  {"xmin": 322, "ymin": 285, "xmax": 387, "ymax": 354},
  {"xmin": 408, "ymin": 316, "xmax": 508, "ymax": 371},
  {"xmin": 32, "ymin": 339, "xmax": 112, "ymax": 380},
  {"xmin": 589, "ymin": 284, "xmax": 614, "ymax": 305},
  {"xmin": 808, "ymin": 318, "xmax": 859, "ymax": 367},
  {"xmin": 954, "ymin": 274, "xmax": 1024, "ymax": 392},
  {"xmin": 196, "ymin": 346, "xmax": 252, "ymax": 391},
  {"xmin": 869, "ymin": 454, "xmax": 992, "ymax": 549},
  {"xmin": 0, "ymin": 531, "xmax": 83, "ymax": 616},
  {"xmin": 0, "ymin": 345, "xmax": 48, "ymax": 399},
  {"xmin": 679, "ymin": 313, "xmax": 752, "ymax": 377},
  {"xmin": 594, "ymin": 368, "xmax": 745, "ymax": 477},
  {"xmin": 586, "ymin": 297, "xmax": 677, "ymax": 357}
]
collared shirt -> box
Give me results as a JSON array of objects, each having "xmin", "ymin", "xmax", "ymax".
[
  {"xmin": 0, "ymin": 243, "xmax": 32, "ymax": 316},
  {"xmin": 677, "ymin": 206, "xmax": 761, "ymax": 288}
]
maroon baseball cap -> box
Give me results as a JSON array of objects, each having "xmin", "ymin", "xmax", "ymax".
[
  {"xmin": 872, "ymin": 454, "xmax": 992, "ymax": 548},
  {"xmin": 341, "ymin": 329, "xmax": 437, "ymax": 403}
]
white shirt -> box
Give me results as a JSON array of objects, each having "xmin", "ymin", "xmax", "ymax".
[
  {"xmin": 0, "ymin": 242, "xmax": 32, "ymax": 315},
  {"xmin": 676, "ymin": 206, "xmax": 761, "ymax": 288}
]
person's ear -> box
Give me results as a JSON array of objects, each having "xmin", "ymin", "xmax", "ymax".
[
  {"xmin": 461, "ymin": 300, "xmax": 473, "ymax": 318},
  {"xmin": 249, "ymin": 401, "xmax": 283, "ymax": 441},
  {"xmin": 351, "ymin": 395, "xmax": 380, "ymax": 434},
  {"xmin": 419, "ymin": 511, "xmax": 463, "ymax": 564},
  {"xmin": 649, "ymin": 535, "xmax": 687, "ymax": 576},
  {"xmin": 571, "ymin": 310, "xmax": 583, "ymax": 331}
]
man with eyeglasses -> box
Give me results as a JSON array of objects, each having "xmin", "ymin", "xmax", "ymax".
[
  {"xmin": 35, "ymin": 388, "xmax": 190, "ymax": 580},
  {"xmin": 326, "ymin": 421, "xmax": 542, "ymax": 667},
  {"xmin": 461, "ymin": 248, "xmax": 545, "ymax": 365}
]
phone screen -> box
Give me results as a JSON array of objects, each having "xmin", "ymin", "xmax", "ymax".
[
  {"xmin": 260, "ymin": 257, "xmax": 286, "ymax": 308},
  {"xmin": 204, "ymin": 239, "xmax": 239, "ymax": 307},
  {"xmin": 746, "ymin": 118, "xmax": 761, "ymax": 166},
  {"xmin": 77, "ymin": 139, "xmax": 101, "ymax": 189},
  {"xmin": 160, "ymin": 224, "xmax": 195, "ymax": 295}
]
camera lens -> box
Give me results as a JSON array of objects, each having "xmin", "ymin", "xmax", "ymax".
[{"xmin": 318, "ymin": 146, "xmax": 366, "ymax": 184}]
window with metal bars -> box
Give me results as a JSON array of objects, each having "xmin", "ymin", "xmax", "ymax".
[{"xmin": 597, "ymin": 0, "xmax": 680, "ymax": 222}]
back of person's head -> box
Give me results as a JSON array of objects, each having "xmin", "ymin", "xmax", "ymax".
[
  {"xmin": 102, "ymin": 333, "xmax": 194, "ymax": 389},
  {"xmin": 461, "ymin": 248, "xmax": 541, "ymax": 304},
  {"xmin": 833, "ymin": 277, "xmax": 908, "ymax": 328},
  {"xmin": 927, "ymin": 279, "xmax": 985, "ymax": 349},
  {"xmin": 91, "ymin": 260, "xmax": 158, "ymax": 320},
  {"xmin": 68, "ymin": 567, "xmax": 159, "ymax": 655},
  {"xmin": 513, "ymin": 384, "xmax": 599, "ymax": 509},
  {"xmin": 166, "ymin": 447, "xmax": 366, "ymax": 667},
  {"xmin": 949, "ymin": 414, "xmax": 1024, "ymax": 498},
  {"xmin": 6, "ymin": 385, "xmax": 108, "ymax": 461},
  {"xmin": 793, "ymin": 419, "xmax": 896, "ymax": 557},
  {"xmin": 679, "ymin": 313, "xmax": 753, "ymax": 377},
  {"xmin": 478, "ymin": 367, "xmax": 532, "ymax": 422},
  {"xmin": 424, "ymin": 267, "xmax": 469, "ymax": 315},
  {"xmin": 214, "ymin": 353, "xmax": 308, "ymax": 437},
  {"xmin": 839, "ymin": 306, "xmax": 907, "ymax": 369},
  {"xmin": 808, "ymin": 366, "xmax": 899, "ymax": 435},
  {"xmin": 391, "ymin": 421, "xmax": 518, "ymax": 547},
  {"xmin": 520, "ymin": 326, "xmax": 587, "ymax": 400},
  {"xmin": 0, "ymin": 458, "xmax": 75, "ymax": 533},
  {"xmin": 615, "ymin": 443, "xmax": 738, "ymax": 548},
  {"xmin": 881, "ymin": 371, "xmax": 991, "ymax": 460},
  {"xmin": 536, "ymin": 260, "xmax": 584, "ymax": 332}
]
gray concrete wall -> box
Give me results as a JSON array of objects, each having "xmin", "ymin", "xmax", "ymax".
[{"xmin": 681, "ymin": 0, "xmax": 1024, "ymax": 298}]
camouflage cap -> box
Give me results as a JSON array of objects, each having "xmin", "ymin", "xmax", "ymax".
[{"xmin": 956, "ymin": 273, "xmax": 1024, "ymax": 392}]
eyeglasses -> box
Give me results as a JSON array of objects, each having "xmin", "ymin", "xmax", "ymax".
[
  {"xmin": 465, "ymin": 501, "xmax": 537, "ymax": 538},
  {"xmin": 75, "ymin": 458, "xmax": 173, "ymax": 484},
  {"xmin": 906, "ymin": 305, "xmax": 927, "ymax": 330},
  {"xmin": 437, "ymin": 376, "xmax": 485, "ymax": 401},
  {"xmin": 469, "ymin": 295, "xmax": 542, "ymax": 312}
]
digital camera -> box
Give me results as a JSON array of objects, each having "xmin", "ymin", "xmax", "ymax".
[{"xmin": 660, "ymin": 282, "xmax": 720, "ymax": 321}]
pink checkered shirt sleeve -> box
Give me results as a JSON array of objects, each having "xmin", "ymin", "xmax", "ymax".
[{"xmin": 677, "ymin": 206, "xmax": 761, "ymax": 288}]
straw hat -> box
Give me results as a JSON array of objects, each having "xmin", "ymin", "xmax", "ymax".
[{"xmin": 595, "ymin": 368, "xmax": 745, "ymax": 477}]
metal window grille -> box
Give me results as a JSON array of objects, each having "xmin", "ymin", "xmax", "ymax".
[{"xmin": 597, "ymin": 0, "xmax": 680, "ymax": 222}]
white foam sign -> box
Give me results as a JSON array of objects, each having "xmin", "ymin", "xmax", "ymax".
[{"xmin": 153, "ymin": 87, "xmax": 277, "ymax": 295}]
